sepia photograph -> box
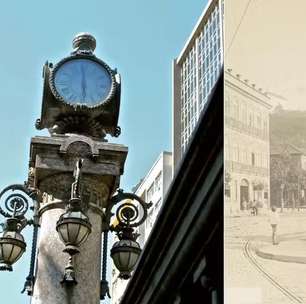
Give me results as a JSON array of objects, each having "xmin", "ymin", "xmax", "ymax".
[{"xmin": 225, "ymin": 1, "xmax": 306, "ymax": 303}]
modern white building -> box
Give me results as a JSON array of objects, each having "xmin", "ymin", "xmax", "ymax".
[
  {"xmin": 110, "ymin": 151, "xmax": 173, "ymax": 304},
  {"xmin": 173, "ymin": 0, "xmax": 224, "ymax": 170},
  {"xmin": 134, "ymin": 151, "xmax": 173, "ymax": 246},
  {"xmin": 224, "ymin": 69, "xmax": 272, "ymax": 214}
]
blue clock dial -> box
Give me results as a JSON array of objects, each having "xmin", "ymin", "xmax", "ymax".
[{"xmin": 54, "ymin": 58, "xmax": 112, "ymax": 105}]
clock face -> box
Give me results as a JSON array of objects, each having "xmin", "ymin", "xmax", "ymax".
[{"xmin": 53, "ymin": 58, "xmax": 112, "ymax": 106}]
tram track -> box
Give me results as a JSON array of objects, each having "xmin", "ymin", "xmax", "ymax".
[{"xmin": 244, "ymin": 240, "xmax": 304, "ymax": 303}]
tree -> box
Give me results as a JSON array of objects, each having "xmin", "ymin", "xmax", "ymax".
[
  {"xmin": 270, "ymin": 152, "xmax": 290, "ymax": 212},
  {"xmin": 271, "ymin": 150, "xmax": 306, "ymax": 211}
]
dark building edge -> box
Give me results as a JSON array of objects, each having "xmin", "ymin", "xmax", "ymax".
[{"xmin": 120, "ymin": 70, "xmax": 224, "ymax": 304}]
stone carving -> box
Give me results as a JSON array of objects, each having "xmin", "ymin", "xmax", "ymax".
[
  {"xmin": 59, "ymin": 135, "xmax": 100, "ymax": 157},
  {"xmin": 27, "ymin": 167, "xmax": 36, "ymax": 189},
  {"xmin": 66, "ymin": 142, "xmax": 92, "ymax": 158},
  {"xmin": 38, "ymin": 173, "xmax": 109, "ymax": 214}
]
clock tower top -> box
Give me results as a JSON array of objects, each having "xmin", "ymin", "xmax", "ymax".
[
  {"xmin": 72, "ymin": 33, "xmax": 96, "ymax": 54},
  {"xmin": 36, "ymin": 34, "xmax": 121, "ymax": 140}
]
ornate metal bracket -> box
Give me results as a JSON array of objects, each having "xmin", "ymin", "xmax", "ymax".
[
  {"xmin": 100, "ymin": 189, "xmax": 152, "ymax": 300},
  {"xmin": 0, "ymin": 184, "xmax": 39, "ymax": 295},
  {"xmin": 58, "ymin": 158, "xmax": 91, "ymax": 288},
  {"xmin": 71, "ymin": 158, "xmax": 83, "ymax": 200},
  {"xmin": 0, "ymin": 184, "xmax": 37, "ymax": 220},
  {"xmin": 104, "ymin": 189, "xmax": 153, "ymax": 232}
]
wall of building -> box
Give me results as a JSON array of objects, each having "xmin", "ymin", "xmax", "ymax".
[
  {"xmin": 173, "ymin": 0, "xmax": 224, "ymax": 171},
  {"xmin": 133, "ymin": 152, "xmax": 172, "ymax": 244},
  {"xmin": 224, "ymin": 71, "xmax": 272, "ymax": 214},
  {"xmin": 110, "ymin": 151, "xmax": 173, "ymax": 303}
]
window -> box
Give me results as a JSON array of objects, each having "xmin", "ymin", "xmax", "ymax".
[
  {"xmin": 155, "ymin": 172, "xmax": 162, "ymax": 193},
  {"xmin": 249, "ymin": 112, "xmax": 254, "ymax": 127},
  {"xmin": 154, "ymin": 198, "xmax": 162, "ymax": 215},
  {"xmin": 233, "ymin": 145, "xmax": 238, "ymax": 162},
  {"xmin": 264, "ymin": 192, "xmax": 268, "ymax": 199},
  {"xmin": 231, "ymin": 98, "xmax": 239, "ymax": 119},
  {"xmin": 256, "ymin": 112, "xmax": 262, "ymax": 129},
  {"xmin": 225, "ymin": 188, "xmax": 230, "ymax": 198},
  {"xmin": 146, "ymin": 210, "xmax": 154, "ymax": 228},
  {"xmin": 252, "ymin": 153, "xmax": 255, "ymax": 166},
  {"xmin": 240, "ymin": 102, "xmax": 247, "ymax": 124},
  {"xmin": 155, "ymin": 198, "xmax": 162, "ymax": 214},
  {"xmin": 235, "ymin": 180, "xmax": 238, "ymax": 200},
  {"xmin": 147, "ymin": 183, "xmax": 154, "ymax": 202},
  {"xmin": 263, "ymin": 119, "xmax": 268, "ymax": 135}
]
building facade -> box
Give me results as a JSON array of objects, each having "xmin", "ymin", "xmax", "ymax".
[
  {"xmin": 173, "ymin": 0, "xmax": 224, "ymax": 170},
  {"xmin": 224, "ymin": 70, "xmax": 272, "ymax": 214},
  {"xmin": 111, "ymin": 151, "xmax": 173, "ymax": 304},
  {"xmin": 134, "ymin": 151, "xmax": 173, "ymax": 246}
]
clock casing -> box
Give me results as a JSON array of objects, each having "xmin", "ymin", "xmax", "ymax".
[{"xmin": 37, "ymin": 53, "xmax": 121, "ymax": 139}]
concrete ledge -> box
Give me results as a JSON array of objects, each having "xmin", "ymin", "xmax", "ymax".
[{"xmin": 255, "ymin": 240, "xmax": 306, "ymax": 264}]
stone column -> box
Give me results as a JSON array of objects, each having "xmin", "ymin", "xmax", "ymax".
[{"xmin": 28, "ymin": 135, "xmax": 128, "ymax": 304}]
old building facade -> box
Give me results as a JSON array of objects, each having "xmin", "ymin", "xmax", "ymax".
[{"xmin": 224, "ymin": 70, "xmax": 272, "ymax": 214}]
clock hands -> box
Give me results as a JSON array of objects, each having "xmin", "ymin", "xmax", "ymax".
[
  {"xmin": 55, "ymin": 59, "xmax": 111, "ymax": 104},
  {"xmin": 80, "ymin": 64, "xmax": 86, "ymax": 102}
]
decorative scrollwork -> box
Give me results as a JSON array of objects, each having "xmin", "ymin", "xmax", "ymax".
[
  {"xmin": 114, "ymin": 126, "xmax": 121, "ymax": 137},
  {"xmin": 0, "ymin": 184, "xmax": 34, "ymax": 218},
  {"xmin": 105, "ymin": 189, "xmax": 152, "ymax": 230},
  {"xmin": 116, "ymin": 203, "xmax": 139, "ymax": 226},
  {"xmin": 4, "ymin": 194, "xmax": 29, "ymax": 216}
]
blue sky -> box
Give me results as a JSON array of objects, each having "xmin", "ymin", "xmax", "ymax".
[{"xmin": 0, "ymin": 1, "xmax": 207, "ymax": 303}]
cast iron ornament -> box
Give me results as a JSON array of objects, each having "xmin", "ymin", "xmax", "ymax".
[
  {"xmin": 0, "ymin": 184, "xmax": 37, "ymax": 225},
  {"xmin": 104, "ymin": 189, "xmax": 153, "ymax": 231},
  {"xmin": 58, "ymin": 158, "xmax": 92, "ymax": 287},
  {"xmin": 0, "ymin": 184, "xmax": 39, "ymax": 296},
  {"xmin": 99, "ymin": 189, "xmax": 152, "ymax": 300}
]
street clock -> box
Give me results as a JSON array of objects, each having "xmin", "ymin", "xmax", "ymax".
[{"xmin": 36, "ymin": 33, "xmax": 121, "ymax": 139}]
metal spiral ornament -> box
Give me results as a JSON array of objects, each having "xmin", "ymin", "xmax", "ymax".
[
  {"xmin": 116, "ymin": 202, "xmax": 139, "ymax": 227},
  {"xmin": 5, "ymin": 194, "xmax": 29, "ymax": 216},
  {"xmin": 105, "ymin": 189, "xmax": 153, "ymax": 229},
  {"xmin": 0, "ymin": 184, "xmax": 32, "ymax": 218}
]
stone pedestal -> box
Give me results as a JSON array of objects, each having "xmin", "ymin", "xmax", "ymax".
[{"xmin": 28, "ymin": 134, "xmax": 128, "ymax": 304}]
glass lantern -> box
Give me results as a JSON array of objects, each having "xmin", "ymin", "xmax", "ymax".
[
  {"xmin": 0, "ymin": 219, "xmax": 26, "ymax": 271},
  {"xmin": 111, "ymin": 238, "xmax": 142, "ymax": 279},
  {"xmin": 56, "ymin": 210, "xmax": 91, "ymax": 255}
]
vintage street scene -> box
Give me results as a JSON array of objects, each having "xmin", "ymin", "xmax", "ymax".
[
  {"xmin": 225, "ymin": 211, "xmax": 306, "ymax": 304},
  {"xmin": 225, "ymin": 1, "xmax": 306, "ymax": 303}
]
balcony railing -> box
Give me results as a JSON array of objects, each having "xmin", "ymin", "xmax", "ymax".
[
  {"xmin": 225, "ymin": 116, "xmax": 268, "ymax": 141},
  {"xmin": 225, "ymin": 160, "xmax": 269, "ymax": 177}
]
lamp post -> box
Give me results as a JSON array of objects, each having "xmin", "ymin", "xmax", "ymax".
[
  {"xmin": 100, "ymin": 190, "xmax": 152, "ymax": 299},
  {"xmin": 0, "ymin": 184, "xmax": 39, "ymax": 295},
  {"xmin": 0, "ymin": 33, "xmax": 152, "ymax": 304}
]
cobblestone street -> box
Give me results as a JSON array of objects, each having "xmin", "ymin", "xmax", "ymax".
[{"xmin": 225, "ymin": 211, "xmax": 306, "ymax": 304}]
